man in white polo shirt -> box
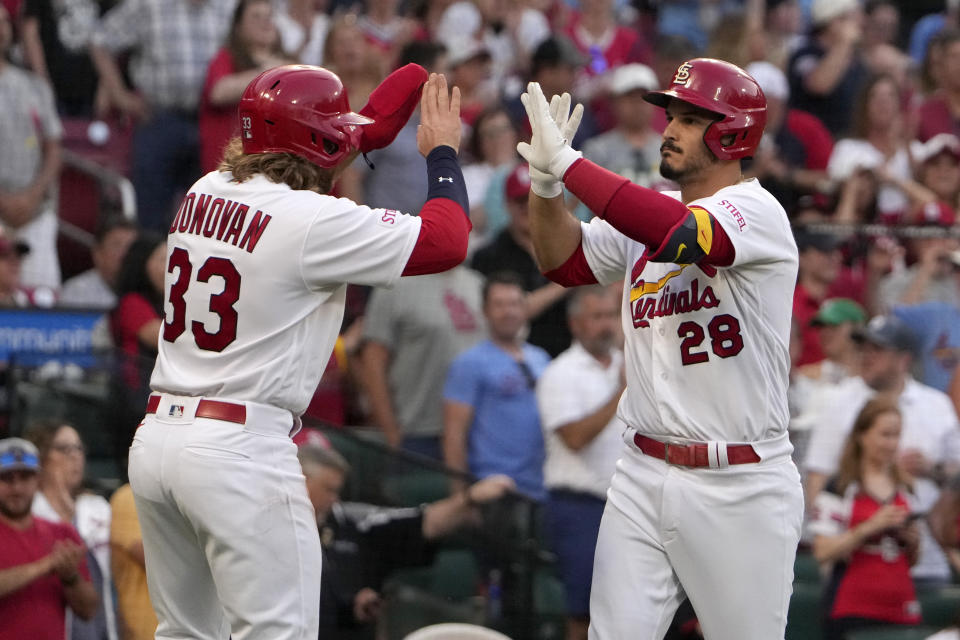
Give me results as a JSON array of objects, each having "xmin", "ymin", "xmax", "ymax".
[
  {"xmin": 536, "ymin": 284, "xmax": 625, "ymax": 640},
  {"xmin": 805, "ymin": 314, "xmax": 960, "ymax": 583}
]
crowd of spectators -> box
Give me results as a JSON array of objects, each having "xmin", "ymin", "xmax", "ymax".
[{"xmin": 1, "ymin": 0, "xmax": 960, "ymax": 637}]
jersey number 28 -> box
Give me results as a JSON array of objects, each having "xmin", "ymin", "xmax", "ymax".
[
  {"xmin": 162, "ymin": 247, "xmax": 241, "ymax": 352},
  {"xmin": 677, "ymin": 314, "xmax": 744, "ymax": 365}
]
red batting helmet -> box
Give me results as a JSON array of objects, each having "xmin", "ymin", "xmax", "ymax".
[
  {"xmin": 644, "ymin": 58, "xmax": 767, "ymax": 161},
  {"xmin": 238, "ymin": 65, "xmax": 372, "ymax": 168}
]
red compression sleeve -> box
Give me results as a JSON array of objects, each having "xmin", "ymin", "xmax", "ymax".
[
  {"xmin": 563, "ymin": 158, "xmax": 735, "ymax": 266},
  {"xmin": 543, "ymin": 244, "xmax": 598, "ymax": 286},
  {"xmin": 402, "ymin": 198, "xmax": 472, "ymax": 275}
]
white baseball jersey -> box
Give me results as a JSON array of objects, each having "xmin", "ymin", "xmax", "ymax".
[
  {"xmin": 580, "ymin": 178, "xmax": 798, "ymax": 443},
  {"xmin": 150, "ymin": 171, "xmax": 422, "ymax": 415}
]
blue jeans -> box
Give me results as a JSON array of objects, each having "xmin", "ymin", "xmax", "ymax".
[
  {"xmin": 545, "ymin": 489, "xmax": 606, "ymax": 617},
  {"xmin": 132, "ymin": 110, "xmax": 200, "ymax": 233}
]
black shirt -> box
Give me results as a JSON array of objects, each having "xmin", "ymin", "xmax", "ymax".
[
  {"xmin": 787, "ymin": 39, "xmax": 867, "ymax": 138},
  {"xmin": 471, "ymin": 229, "xmax": 571, "ymax": 357},
  {"xmin": 319, "ymin": 502, "xmax": 433, "ymax": 638}
]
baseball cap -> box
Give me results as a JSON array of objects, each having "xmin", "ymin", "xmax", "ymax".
[
  {"xmin": 911, "ymin": 133, "xmax": 960, "ymax": 165},
  {"xmin": 811, "ymin": 0, "xmax": 859, "ymax": 27},
  {"xmin": 0, "ymin": 438, "xmax": 40, "ymax": 473},
  {"xmin": 435, "ymin": 2, "xmax": 481, "ymax": 48},
  {"xmin": 853, "ymin": 315, "xmax": 917, "ymax": 353},
  {"xmin": 609, "ymin": 63, "xmax": 659, "ymax": 96},
  {"xmin": 745, "ymin": 61, "xmax": 789, "ymax": 102},
  {"xmin": 793, "ymin": 228, "xmax": 841, "ymax": 253},
  {"xmin": 531, "ymin": 36, "xmax": 588, "ymax": 72},
  {"xmin": 505, "ymin": 163, "xmax": 531, "ymax": 201},
  {"xmin": 810, "ymin": 298, "xmax": 866, "ymax": 327},
  {"xmin": 444, "ymin": 38, "xmax": 491, "ymax": 69}
]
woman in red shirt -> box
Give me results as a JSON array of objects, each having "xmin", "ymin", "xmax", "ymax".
[
  {"xmin": 110, "ymin": 234, "xmax": 166, "ymax": 377},
  {"xmin": 198, "ymin": 0, "xmax": 290, "ymax": 173},
  {"xmin": 810, "ymin": 397, "xmax": 922, "ymax": 640}
]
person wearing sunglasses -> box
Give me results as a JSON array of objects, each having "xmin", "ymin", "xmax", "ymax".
[
  {"xmin": 25, "ymin": 419, "xmax": 117, "ymax": 640},
  {"xmin": 443, "ymin": 270, "xmax": 550, "ymax": 501}
]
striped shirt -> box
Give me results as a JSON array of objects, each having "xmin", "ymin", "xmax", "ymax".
[{"xmin": 93, "ymin": 0, "xmax": 236, "ymax": 111}]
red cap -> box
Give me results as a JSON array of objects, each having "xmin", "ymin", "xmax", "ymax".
[
  {"xmin": 505, "ymin": 163, "xmax": 531, "ymax": 200},
  {"xmin": 292, "ymin": 426, "xmax": 333, "ymax": 449}
]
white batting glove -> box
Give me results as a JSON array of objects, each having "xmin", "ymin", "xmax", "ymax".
[{"xmin": 517, "ymin": 83, "xmax": 584, "ymax": 198}]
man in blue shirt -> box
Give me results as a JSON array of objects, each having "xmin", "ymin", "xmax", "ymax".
[
  {"xmin": 894, "ymin": 301, "xmax": 960, "ymax": 392},
  {"xmin": 443, "ymin": 271, "xmax": 551, "ymax": 501}
]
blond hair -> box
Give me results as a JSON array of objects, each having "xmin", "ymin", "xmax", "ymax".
[{"xmin": 217, "ymin": 137, "xmax": 335, "ymax": 193}]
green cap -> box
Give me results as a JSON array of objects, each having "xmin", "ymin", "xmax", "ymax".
[{"xmin": 811, "ymin": 298, "xmax": 866, "ymax": 327}]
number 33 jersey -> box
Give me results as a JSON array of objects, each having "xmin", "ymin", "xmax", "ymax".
[
  {"xmin": 150, "ymin": 171, "xmax": 422, "ymax": 415},
  {"xmin": 581, "ymin": 178, "xmax": 799, "ymax": 443}
]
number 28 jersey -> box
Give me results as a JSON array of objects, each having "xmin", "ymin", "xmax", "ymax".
[
  {"xmin": 150, "ymin": 171, "xmax": 422, "ymax": 415},
  {"xmin": 581, "ymin": 178, "xmax": 798, "ymax": 443}
]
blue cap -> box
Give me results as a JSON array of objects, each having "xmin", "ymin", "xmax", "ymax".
[
  {"xmin": 0, "ymin": 438, "xmax": 40, "ymax": 473},
  {"xmin": 854, "ymin": 315, "xmax": 918, "ymax": 354}
]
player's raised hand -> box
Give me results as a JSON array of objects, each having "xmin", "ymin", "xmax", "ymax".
[
  {"xmin": 416, "ymin": 73, "xmax": 462, "ymax": 157},
  {"xmin": 547, "ymin": 92, "xmax": 584, "ymax": 147},
  {"xmin": 525, "ymin": 92, "xmax": 586, "ymax": 198},
  {"xmin": 517, "ymin": 83, "xmax": 583, "ymax": 198}
]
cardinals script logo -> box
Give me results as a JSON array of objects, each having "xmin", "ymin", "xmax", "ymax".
[{"xmin": 673, "ymin": 62, "xmax": 694, "ymax": 87}]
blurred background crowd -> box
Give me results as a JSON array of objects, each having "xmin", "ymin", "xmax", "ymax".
[{"xmin": 1, "ymin": 0, "xmax": 960, "ymax": 638}]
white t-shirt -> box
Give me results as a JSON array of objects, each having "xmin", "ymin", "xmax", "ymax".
[
  {"xmin": 827, "ymin": 138, "xmax": 910, "ymax": 220},
  {"xmin": 804, "ymin": 376, "xmax": 960, "ymax": 476},
  {"xmin": 537, "ymin": 342, "xmax": 626, "ymax": 498},
  {"xmin": 33, "ymin": 491, "xmax": 117, "ymax": 640},
  {"xmin": 150, "ymin": 171, "xmax": 422, "ymax": 415},
  {"xmin": 580, "ymin": 178, "xmax": 798, "ymax": 443}
]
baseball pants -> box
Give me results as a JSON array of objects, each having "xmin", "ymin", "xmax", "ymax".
[
  {"xmin": 128, "ymin": 394, "xmax": 322, "ymax": 640},
  {"xmin": 588, "ymin": 430, "xmax": 803, "ymax": 640}
]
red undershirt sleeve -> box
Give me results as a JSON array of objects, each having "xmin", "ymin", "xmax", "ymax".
[
  {"xmin": 402, "ymin": 198, "xmax": 472, "ymax": 276},
  {"xmin": 543, "ymin": 244, "xmax": 599, "ymax": 286},
  {"xmin": 562, "ymin": 158, "xmax": 735, "ymax": 267}
]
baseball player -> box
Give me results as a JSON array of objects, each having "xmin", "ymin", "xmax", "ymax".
[
  {"xmin": 517, "ymin": 58, "xmax": 803, "ymax": 639},
  {"xmin": 127, "ymin": 65, "xmax": 467, "ymax": 639}
]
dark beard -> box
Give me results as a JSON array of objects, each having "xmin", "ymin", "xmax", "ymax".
[
  {"xmin": 659, "ymin": 151, "xmax": 717, "ymax": 183},
  {"xmin": 659, "ymin": 160, "xmax": 686, "ymax": 182},
  {"xmin": 0, "ymin": 500, "xmax": 31, "ymax": 521}
]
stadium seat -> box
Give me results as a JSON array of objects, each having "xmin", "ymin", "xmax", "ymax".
[
  {"xmin": 786, "ymin": 580, "xmax": 823, "ymax": 640},
  {"xmin": 387, "ymin": 548, "xmax": 481, "ymax": 602},
  {"xmin": 381, "ymin": 583, "xmax": 484, "ymax": 639},
  {"xmin": 845, "ymin": 626, "xmax": 941, "ymax": 640},
  {"xmin": 384, "ymin": 468, "xmax": 450, "ymax": 506},
  {"xmin": 403, "ymin": 623, "xmax": 513, "ymax": 640},
  {"xmin": 532, "ymin": 567, "xmax": 565, "ymax": 616},
  {"xmin": 918, "ymin": 585, "xmax": 960, "ymax": 629},
  {"xmin": 794, "ymin": 550, "xmax": 822, "ymax": 583}
]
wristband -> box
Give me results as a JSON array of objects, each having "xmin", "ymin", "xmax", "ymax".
[
  {"xmin": 60, "ymin": 572, "xmax": 79, "ymax": 586},
  {"xmin": 549, "ymin": 146, "xmax": 582, "ymax": 181},
  {"xmin": 426, "ymin": 146, "xmax": 469, "ymax": 215},
  {"xmin": 529, "ymin": 166, "xmax": 562, "ymax": 199}
]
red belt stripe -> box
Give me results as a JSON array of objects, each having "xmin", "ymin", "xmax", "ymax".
[
  {"xmin": 633, "ymin": 433, "xmax": 760, "ymax": 467},
  {"xmin": 145, "ymin": 395, "xmax": 247, "ymax": 425}
]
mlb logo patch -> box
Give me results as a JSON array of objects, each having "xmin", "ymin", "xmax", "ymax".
[{"xmin": 168, "ymin": 405, "xmax": 184, "ymax": 418}]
